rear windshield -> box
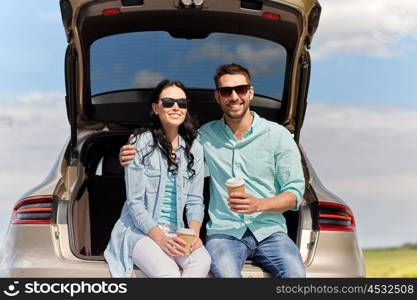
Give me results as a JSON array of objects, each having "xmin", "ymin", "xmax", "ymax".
[{"xmin": 90, "ymin": 31, "xmax": 287, "ymax": 100}]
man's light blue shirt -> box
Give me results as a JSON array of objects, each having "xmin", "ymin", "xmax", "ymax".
[{"xmin": 199, "ymin": 112, "xmax": 305, "ymax": 242}]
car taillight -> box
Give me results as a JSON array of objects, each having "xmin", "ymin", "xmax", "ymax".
[
  {"xmin": 262, "ymin": 12, "xmax": 281, "ymax": 20},
  {"xmin": 318, "ymin": 202, "xmax": 356, "ymax": 232},
  {"xmin": 102, "ymin": 8, "xmax": 121, "ymax": 16},
  {"xmin": 12, "ymin": 196, "xmax": 53, "ymax": 224}
]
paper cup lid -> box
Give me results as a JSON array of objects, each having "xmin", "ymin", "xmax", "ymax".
[
  {"xmin": 225, "ymin": 177, "xmax": 245, "ymax": 187},
  {"xmin": 176, "ymin": 228, "xmax": 196, "ymax": 236}
]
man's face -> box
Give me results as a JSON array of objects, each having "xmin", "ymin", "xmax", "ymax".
[{"xmin": 214, "ymin": 74, "xmax": 254, "ymax": 120}]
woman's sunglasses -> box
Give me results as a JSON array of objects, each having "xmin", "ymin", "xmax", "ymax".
[
  {"xmin": 160, "ymin": 98, "xmax": 189, "ymax": 109},
  {"xmin": 217, "ymin": 84, "xmax": 251, "ymax": 97}
]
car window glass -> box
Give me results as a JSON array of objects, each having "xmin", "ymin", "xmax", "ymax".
[{"xmin": 90, "ymin": 31, "xmax": 286, "ymax": 100}]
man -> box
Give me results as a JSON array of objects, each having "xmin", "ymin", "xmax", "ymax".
[{"xmin": 120, "ymin": 64, "xmax": 305, "ymax": 277}]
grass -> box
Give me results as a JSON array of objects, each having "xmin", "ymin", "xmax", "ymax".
[{"xmin": 363, "ymin": 245, "xmax": 417, "ymax": 278}]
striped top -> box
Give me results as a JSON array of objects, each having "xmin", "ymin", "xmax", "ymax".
[{"xmin": 158, "ymin": 171, "xmax": 178, "ymax": 229}]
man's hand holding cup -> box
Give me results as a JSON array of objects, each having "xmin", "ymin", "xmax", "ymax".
[{"xmin": 226, "ymin": 177, "xmax": 261, "ymax": 214}]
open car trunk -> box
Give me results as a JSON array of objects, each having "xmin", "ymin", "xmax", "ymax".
[
  {"xmin": 71, "ymin": 130, "xmax": 303, "ymax": 257},
  {"xmin": 70, "ymin": 89, "xmax": 303, "ymax": 258}
]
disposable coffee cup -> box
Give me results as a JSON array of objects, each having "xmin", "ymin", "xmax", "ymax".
[
  {"xmin": 176, "ymin": 228, "xmax": 196, "ymax": 255},
  {"xmin": 225, "ymin": 177, "xmax": 245, "ymax": 195}
]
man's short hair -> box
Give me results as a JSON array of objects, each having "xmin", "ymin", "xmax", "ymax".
[{"xmin": 214, "ymin": 64, "xmax": 252, "ymax": 88}]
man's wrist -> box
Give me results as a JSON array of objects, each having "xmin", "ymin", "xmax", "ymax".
[{"xmin": 256, "ymin": 198, "xmax": 267, "ymax": 212}]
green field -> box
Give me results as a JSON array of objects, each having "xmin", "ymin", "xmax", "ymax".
[{"xmin": 364, "ymin": 245, "xmax": 417, "ymax": 278}]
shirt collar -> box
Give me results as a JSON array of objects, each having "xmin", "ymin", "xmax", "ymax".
[
  {"xmin": 178, "ymin": 134, "xmax": 186, "ymax": 149},
  {"xmin": 250, "ymin": 111, "xmax": 261, "ymax": 129},
  {"xmin": 221, "ymin": 111, "xmax": 260, "ymax": 138}
]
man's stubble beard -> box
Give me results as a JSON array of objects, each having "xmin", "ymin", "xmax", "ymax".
[{"xmin": 223, "ymin": 102, "xmax": 250, "ymax": 120}]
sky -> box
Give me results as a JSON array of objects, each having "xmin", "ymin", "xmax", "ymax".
[{"xmin": 0, "ymin": 0, "xmax": 417, "ymax": 256}]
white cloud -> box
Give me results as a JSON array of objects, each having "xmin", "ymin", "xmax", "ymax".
[
  {"xmin": 187, "ymin": 43, "xmax": 234, "ymax": 62},
  {"xmin": 312, "ymin": 0, "xmax": 417, "ymax": 59},
  {"xmin": 0, "ymin": 91, "xmax": 65, "ymax": 105},
  {"xmin": 185, "ymin": 42, "xmax": 285, "ymax": 76},
  {"xmin": 235, "ymin": 44, "xmax": 283, "ymax": 75},
  {"xmin": 301, "ymin": 102, "xmax": 417, "ymax": 248},
  {"xmin": 37, "ymin": 10, "xmax": 61, "ymax": 23},
  {"xmin": 132, "ymin": 70, "xmax": 165, "ymax": 88}
]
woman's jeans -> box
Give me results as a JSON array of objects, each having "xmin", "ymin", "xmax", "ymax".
[{"xmin": 205, "ymin": 229, "xmax": 306, "ymax": 278}]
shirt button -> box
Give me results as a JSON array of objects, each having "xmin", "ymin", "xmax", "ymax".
[{"xmin": 244, "ymin": 220, "xmax": 250, "ymax": 224}]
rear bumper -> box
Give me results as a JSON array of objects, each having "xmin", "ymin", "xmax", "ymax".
[
  {"xmin": 0, "ymin": 225, "xmax": 113, "ymax": 277},
  {"xmin": 305, "ymin": 231, "xmax": 366, "ymax": 278},
  {"xmin": 1, "ymin": 226, "xmax": 365, "ymax": 278}
]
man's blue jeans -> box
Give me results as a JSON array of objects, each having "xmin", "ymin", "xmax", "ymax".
[{"xmin": 205, "ymin": 229, "xmax": 305, "ymax": 278}]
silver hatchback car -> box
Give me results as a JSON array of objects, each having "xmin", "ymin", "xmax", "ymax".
[{"xmin": 0, "ymin": 0, "xmax": 365, "ymax": 277}]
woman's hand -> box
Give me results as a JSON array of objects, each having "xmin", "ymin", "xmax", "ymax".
[
  {"xmin": 190, "ymin": 236, "xmax": 203, "ymax": 253},
  {"xmin": 188, "ymin": 220, "xmax": 203, "ymax": 253},
  {"xmin": 148, "ymin": 226, "xmax": 186, "ymax": 256},
  {"xmin": 160, "ymin": 236, "xmax": 187, "ymax": 257}
]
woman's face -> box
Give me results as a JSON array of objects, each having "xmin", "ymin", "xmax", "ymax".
[{"xmin": 152, "ymin": 85, "xmax": 188, "ymax": 130}]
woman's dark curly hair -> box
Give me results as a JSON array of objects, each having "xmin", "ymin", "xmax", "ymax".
[{"xmin": 131, "ymin": 79, "xmax": 199, "ymax": 177}]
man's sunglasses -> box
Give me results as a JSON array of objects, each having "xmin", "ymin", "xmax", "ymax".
[
  {"xmin": 160, "ymin": 98, "xmax": 189, "ymax": 109},
  {"xmin": 217, "ymin": 84, "xmax": 251, "ymax": 97}
]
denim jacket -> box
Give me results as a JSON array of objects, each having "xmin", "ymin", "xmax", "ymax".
[{"xmin": 104, "ymin": 131, "xmax": 205, "ymax": 277}]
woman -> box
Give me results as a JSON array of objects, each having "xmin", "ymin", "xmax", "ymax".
[{"xmin": 104, "ymin": 80, "xmax": 211, "ymax": 277}]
